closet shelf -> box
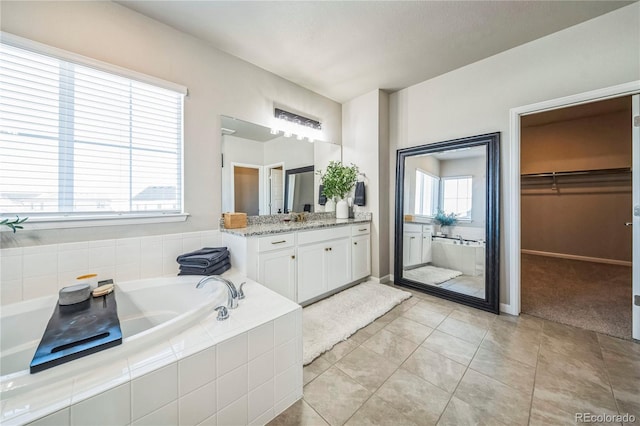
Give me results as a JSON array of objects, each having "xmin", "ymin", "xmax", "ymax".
[
  {"xmin": 521, "ymin": 167, "xmax": 631, "ymax": 191},
  {"xmin": 521, "ymin": 167, "xmax": 631, "ymax": 178}
]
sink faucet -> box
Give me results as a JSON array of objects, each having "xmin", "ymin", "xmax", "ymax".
[
  {"xmin": 457, "ymin": 235, "xmax": 464, "ymax": 244},
  {"xmin": 196, "ymin": 275, "xmax": 239, "ymax": 309}
]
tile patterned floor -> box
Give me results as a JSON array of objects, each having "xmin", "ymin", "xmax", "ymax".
[{"xmin": 269, "ymin": 286, "xmax": 640, "ymax": 426}]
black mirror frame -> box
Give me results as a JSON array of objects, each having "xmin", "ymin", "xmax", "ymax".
[
  {"xmin": 283, "ymin": 165, "xmax": 314, "ymax": 213},
  {"xmin": 394, "ymin": 132, "xmax": 500, "ymax": 314}
]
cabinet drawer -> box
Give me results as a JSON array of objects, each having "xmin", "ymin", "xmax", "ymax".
[
  {"xmin": 351, "ymin": 223, "xmax": 370, "ymax": 236},
  {"xmin": 404, "ymin": 223, "xmax": 422, "ymax": 233},
  {"xmin": 257, "ymin": 233, "xmax": 295, "ymax": 252},
  {"xmin": 298, "ymin": 226, "xmax": 351, "ymax": 245}
]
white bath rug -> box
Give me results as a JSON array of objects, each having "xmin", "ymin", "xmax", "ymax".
[
  {"xmin": 303, "ymin": 281, "xmax": 411, "ymax": 365},
  {"xmin": 403, "ymin": 265, "xmax": 462, "ymax": 286}
]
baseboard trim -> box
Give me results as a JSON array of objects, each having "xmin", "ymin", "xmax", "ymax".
[
  {"xmin": 521, "ymin": 249, "xmax": 631, "ymax": 267},
  {"xmin": 500, "ymin": 303, "xmax": 517, "ymax": 315},
  {"xmin": 369, "ymin": 274, "xmax": 391, "ymax": 284}
]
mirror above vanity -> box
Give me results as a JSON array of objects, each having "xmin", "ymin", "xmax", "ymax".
[
  {"xmin": 220, "ymin": 116, "xmax": 341, "ymax": 216},
  {"xmin": 395, "ymin": 133, "xmax": 500, "ymax": 313}
]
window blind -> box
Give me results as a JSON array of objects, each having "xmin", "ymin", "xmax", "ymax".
[{"xmin": 0, "ymin": 41, "xmax": 184, "ymax": 217}]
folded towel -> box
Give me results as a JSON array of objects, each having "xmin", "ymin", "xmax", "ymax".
[
  {"xmin": 179, "ymin": 258, "xmax": 231, "ymax": 276},
  {"xmin": 318, "ymin": 185, "xmax": 327, "ymax": 206},
  {"xmin": 177, "ymin": 247, "xmax": 229, "ymax": 268},
  {"xmin": 354, "ymin": 181, "xmax": 366, "ymax": 206}
]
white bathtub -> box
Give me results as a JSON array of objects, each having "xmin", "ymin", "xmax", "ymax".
[
  {"xmin": 0, "ymin": 272, "xmax": 303, "ymax": 426},
  {"xmin": 0, "ymin": 276, "xmax": 226, "ymax": 378},
  {"xmin": 431, "ymin": 237, "xmax": 485, "ymax": 276}
]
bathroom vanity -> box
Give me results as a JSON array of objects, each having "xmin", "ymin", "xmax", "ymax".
[{"xmin": 222, "ymin": 213, "xmax": 372, "ymax": 305}]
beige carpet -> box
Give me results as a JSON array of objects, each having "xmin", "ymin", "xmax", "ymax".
[{"xmin": 521, "ymin": 254, "xmax": 632, "ymax": 339}]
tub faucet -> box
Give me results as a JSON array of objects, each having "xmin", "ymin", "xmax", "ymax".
[{"xmin": 196, "ymin": 275, "xmax": 239, "ymax": 309}]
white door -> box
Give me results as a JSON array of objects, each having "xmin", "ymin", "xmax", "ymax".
[
  {"xmin": 297, "ymin": 243, "xmax": 326, "ymax": 303},
  {"xmin": 632, "ymin": 94, "xmax": 639, "ymax": 340},
  {"xmin": 326, "ymin": 238, "xmax": 352, "ymax": 291},
  {"xmin": 352, "ymin": 235, "xmax": 371, "ymax": 281},
  {"xmin": 258, "ymin": 248, "xmax": 296, "ymax": 301},
  {"xmin": 270, "ymin": 168, "xmax": 284, "ymax": 214}
]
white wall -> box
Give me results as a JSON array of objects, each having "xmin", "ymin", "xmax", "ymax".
[
  {"xmin": 0, "ymin": 1, "xmax": 341, "ymax": 248},
  {"xmin": 389, "ymin": 3, "xmax": 640, "ymax": 307},
  {"xmin": 343, "ymin": 89, "xmax": 390, "ymax": 279},
  {"xmin": 263, "ymin": 138, "xmax": 314, "ymax": 170}
]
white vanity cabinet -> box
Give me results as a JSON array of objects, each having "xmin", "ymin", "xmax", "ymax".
[
  {"xmin": 352, "ymin": 224, "xmax": 371, "ymax": 281},
  {"xmin": 403, "ymin": 223, "xmax": 423, "ymax": 267},
  {"xmin": 226, "ymin": 222, "xmax": 371, "ymax": 305},
  {"xmin": 257, "ymin": 248, "xmax": 296, "ymax": 301},
  {"xmin": 403, "ymin": 223, "xmax": 433, "ymax": 267},
  {"xmin": 297, "ymin": 227, "xmax": 352, "ymax": 303}
]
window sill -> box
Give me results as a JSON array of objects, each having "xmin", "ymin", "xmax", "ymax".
[{"xmin": 0, "ymin": 213, "xmax": 189, "ymax": 232}]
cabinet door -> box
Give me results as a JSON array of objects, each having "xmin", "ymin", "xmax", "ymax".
[
  {"xmin": 258, "ymin": 248, "xmax": 296, "ymax": 301},
  {"xmin": 352, "ymin": 234, "xmax": 371, "ymax": 281},
  {"xmin": 421, "ymin": 231, "xmax": 432, "ymax": 264},
  {"xmin": 403, "ymin": 232, "xmax": 421, "ymax": 266},
  {"xmin": 297, "ymin": 243, "xmax": 326, "ymax": 303},
  {"xmin": 326, "ymin": 238, "xmax": 351, "ymax": 291}
]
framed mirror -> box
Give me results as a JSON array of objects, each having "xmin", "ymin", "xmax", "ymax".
[
  {"xmin": 284, "ymin": 166, "xmax": 314, "ymax": 213},
  {"xmin": 220, "ymin": 115, "xmax": 340, "ymax": 216},
  {"xmin": 394, "ymin": 132, "xmax": 500, "ymax": 313}
]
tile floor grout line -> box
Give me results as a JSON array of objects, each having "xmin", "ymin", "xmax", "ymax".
[
  {"xmin": 526, "ymin": 319, "xmax": 544, "ymax": 426},
  {"xmin": 596, "ymin": 333, "xmax": 625, "ymax": 420},
  {"xmin": 339, "ymin": 305, "xmax": 433, "ymax": 425}
]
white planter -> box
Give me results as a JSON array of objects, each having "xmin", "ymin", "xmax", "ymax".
[
  {"xmin": 336, "ymin": 199, "xmax": 349, "ymax": 219},
  {"xmin": 325, "ymin": 198, "xmax": 336, "ymax": 213}
]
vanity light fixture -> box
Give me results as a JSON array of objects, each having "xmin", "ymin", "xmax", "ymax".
[{"xmin": 273, "ymin": 108, "xmax": 322, "ymax": 142}]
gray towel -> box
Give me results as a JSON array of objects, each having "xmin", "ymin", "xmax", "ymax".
[
  {"xmin": 354, "ymin": 181, "xmax": 366, "ymax": 206},
  {"xmin": 318, "ymin": 185, "xmax": 327, "ymax": 206}
]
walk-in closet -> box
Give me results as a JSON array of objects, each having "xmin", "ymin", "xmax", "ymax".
[{"xmin": 520, "ymin": 96, "xmax": 633, "ymax": 339}]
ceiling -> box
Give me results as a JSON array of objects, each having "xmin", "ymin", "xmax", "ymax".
[{"xmin": 118, "ymin": 1, "xmax": 632, "ymax": 103}]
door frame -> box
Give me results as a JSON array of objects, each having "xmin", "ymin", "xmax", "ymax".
[
  {"xmin": 507, "ymin": 81, "xmax": 640, "ymax": 316},
  {"xmin": 230, "ymin": 162, "xmax": 263, "ymax": 215}
]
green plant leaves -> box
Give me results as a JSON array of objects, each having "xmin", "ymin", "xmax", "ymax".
[
  {"xmin": 317, "ymin": 161, "xmax": 359, "ymax": 200},
  {"xmin": 1, "ymin": 215, "xmax": 28, "ymax": 233}
]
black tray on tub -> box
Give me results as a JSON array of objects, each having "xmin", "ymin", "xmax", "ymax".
[{"xmin": 30, "ymin": 291, "xmax": 122, "ymax": 374}]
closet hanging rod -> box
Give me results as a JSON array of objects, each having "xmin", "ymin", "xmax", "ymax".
[{"xmin": 521, "ymin": 167, "xmax": 631, "ymax": 178}]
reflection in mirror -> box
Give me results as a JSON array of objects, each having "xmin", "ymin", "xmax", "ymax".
[
  {"xmin": 395, "ymin": 133, "xmax": 499, "ymax": 313},
  {"xmin": 284, "ymin": 166, "xmax": 314, "ymax": 213},
  {"xmin": 220, "ymin": 116, "xmax": 339, "ymax": 215}
]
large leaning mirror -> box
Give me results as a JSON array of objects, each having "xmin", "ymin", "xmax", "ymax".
[
  {"xmin": 394, "ymin": 133, "xmax": 500, "ymax": 313},
  {"xmin": 220, "ymin": 116, "xmax": 341, "ymax": 215}
]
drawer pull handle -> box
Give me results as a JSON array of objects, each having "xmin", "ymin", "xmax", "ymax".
[
  {"xmin": 291, "ymin": 255, "xmax": 296, "ymax": 259},
  {"xmin": 358, "ymin": 228, "xmax": 367, "ymax": 231},
  {"xmin": 271, "ymin": 240, "xmax": 287, "ymax": 245},
  {"xmin": 354, "ymin": 242, "xmax": 358, "ymax": 245}
]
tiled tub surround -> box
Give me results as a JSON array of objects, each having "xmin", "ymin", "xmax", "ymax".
[
  {"xmin": 1, "ymin": 274, "xmax": 303, "ymax": 426},
  {"xmin": 0, "ymin": 230, "xmax": 224, "ymax": 305},
  {"xmin": 220, "ymin": 212, "xmax": 372, "ymax": 237}
]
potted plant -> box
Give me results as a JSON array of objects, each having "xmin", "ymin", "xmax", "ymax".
[
  {"xmin": 318, "ymin": 161, "xmax": 359, "ymax": 218},
  {"xmin": 1, "ymin": 216, "xmax": 28, "ymax": 233},
  {"xmin": 433, "ymin": 209, "xmax": 457, "ymax": 236}
]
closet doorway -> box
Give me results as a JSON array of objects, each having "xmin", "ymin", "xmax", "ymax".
[{"xmin": 520, "ymin": 97, "xmax": 633, "ymax": 339}]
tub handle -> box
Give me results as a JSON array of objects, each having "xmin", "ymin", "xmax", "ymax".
[
  {"xmin": 215, "ymin": 305, "xmax": 229, "ymax": 321},
  {"xmin": 238, "ymin": 282, "xmax": 246, "ymax": 300}
]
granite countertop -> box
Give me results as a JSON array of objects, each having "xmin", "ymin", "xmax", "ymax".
[{"xmin": 221, "ymin": 216, "xmax": 371, "ymax": 237}]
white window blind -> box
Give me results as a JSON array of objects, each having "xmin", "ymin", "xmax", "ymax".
[
  {"xmin": 414, "ymin": 169, "xmax": 439, "ymax": 217},
  {"xmin": 0, "ymin": 40, "xmax": 184, "ymax": 218}
]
